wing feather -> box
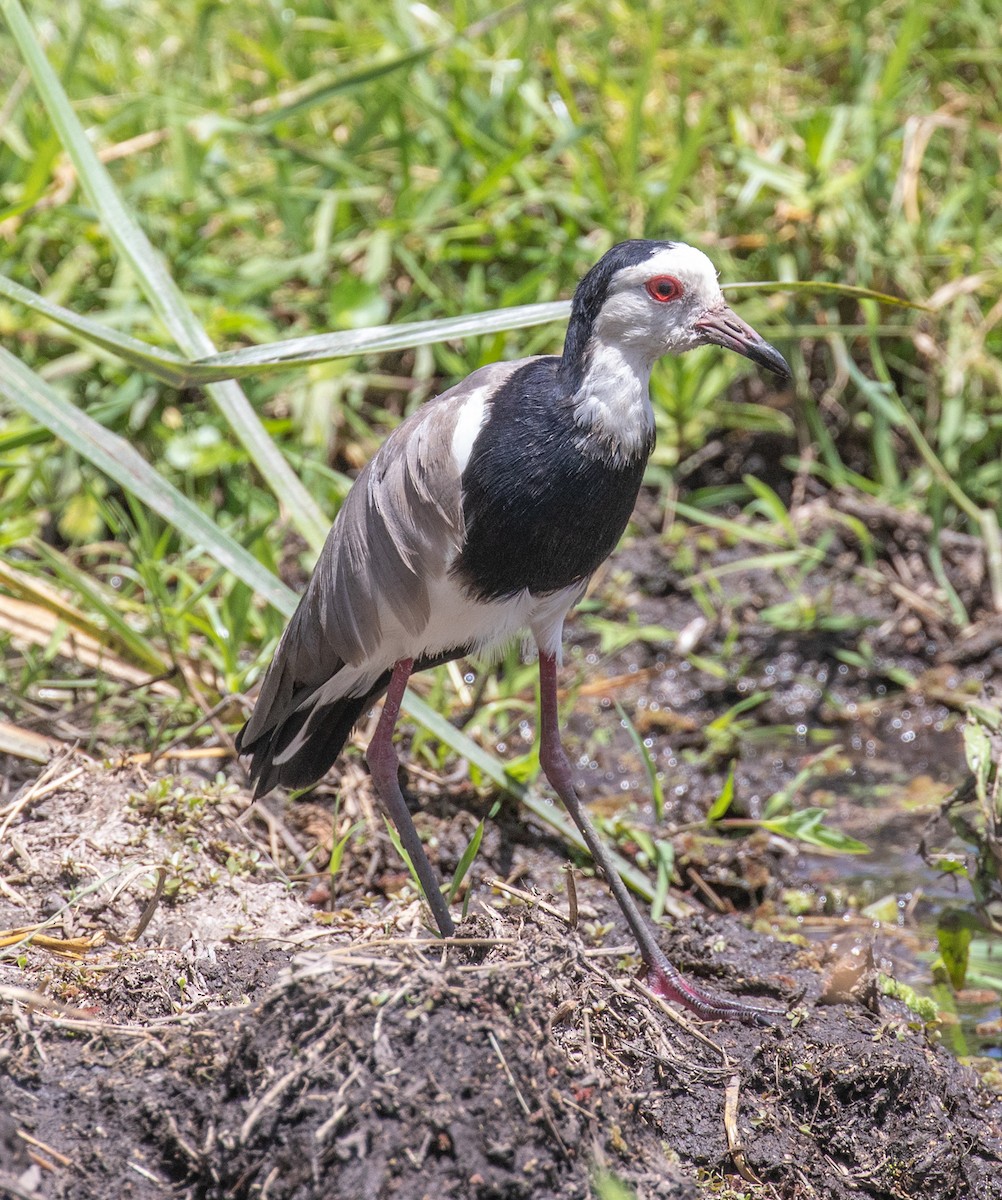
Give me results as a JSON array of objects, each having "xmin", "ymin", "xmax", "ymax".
[{"xmin": 237, "ymin": 358, "xmax": 529, "ymax": 765}]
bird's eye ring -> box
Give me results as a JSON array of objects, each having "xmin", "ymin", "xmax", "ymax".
[{"xmin": 645, "ymin": 275, "xmax": 683, "ymax": 303}]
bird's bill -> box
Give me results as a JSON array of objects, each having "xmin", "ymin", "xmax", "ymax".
[{"xmin": 693, "ymin": 306, "xmax": 791, "ymax": 379}]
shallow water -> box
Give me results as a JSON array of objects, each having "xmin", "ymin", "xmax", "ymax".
[
  {"xmin": 561, "ymin": 648, "xmax": 1002, "ymax": 1061},
  {"xmin": 788, "ymin": 728, "xmax": 1002, "ymax": 1060}
]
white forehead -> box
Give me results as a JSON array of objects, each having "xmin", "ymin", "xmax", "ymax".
[{"xmin": 609, "ymin": 243, "xmax": 724, "ymax": 307}]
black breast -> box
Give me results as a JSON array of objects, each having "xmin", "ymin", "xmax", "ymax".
[{"xmin": 452, "ymin": 358, "xmax": 652, "ymax": 601}]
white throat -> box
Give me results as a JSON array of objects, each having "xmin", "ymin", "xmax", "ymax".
[{"xmin": 570, "ymin": 336, "xmax": 654, "ymax": 461}]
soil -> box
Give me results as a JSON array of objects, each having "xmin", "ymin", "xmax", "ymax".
[{"xmin": 3, "ymin": 492, "xmax": 1002, "ymax": 1200}]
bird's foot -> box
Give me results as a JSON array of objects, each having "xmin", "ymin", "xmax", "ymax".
[{"xmin": 644, "ymin": 955, "xmax": 783, "ymax": 1026}]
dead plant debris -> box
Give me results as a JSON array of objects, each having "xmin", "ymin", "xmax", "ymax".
[{"xmin": 0, "ymin": 763, "xmax": 999, "ymax": 1200}]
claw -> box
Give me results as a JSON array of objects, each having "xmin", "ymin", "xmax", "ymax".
[{"xmin": 645, "ymin": 955, "xmax": 783, "ymax": 1026}]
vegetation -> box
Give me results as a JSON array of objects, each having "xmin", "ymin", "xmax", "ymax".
[{"xmin": 0, "ymin": 1, "xmax": 999, "ymax": 969}]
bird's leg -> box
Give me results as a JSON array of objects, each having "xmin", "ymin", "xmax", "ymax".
[
  {"xmin": 537, "ymin": 651, "xmax": 777, "ymax": 1023},
  {"xmin": 367, "ymin": 657, "xmax": 456, "ymax": 938}
]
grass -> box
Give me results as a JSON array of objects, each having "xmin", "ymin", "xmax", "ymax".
[{"xmin": 0, "ymin": 2, "xmax": 1000, "ymax": 912}]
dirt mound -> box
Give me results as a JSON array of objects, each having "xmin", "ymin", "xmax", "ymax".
[{"xmin": 1, "ymin": 759, "xmax": 1000, "ymax": 1199}]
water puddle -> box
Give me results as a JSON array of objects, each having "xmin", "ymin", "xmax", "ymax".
[
  {"xmin": 785, "ymin": 733, "xmax": 1001, "ymax": 1061},
  {"xmin": 565, "ymin": 652, "xmax": 1002, "ymax": 1063}
]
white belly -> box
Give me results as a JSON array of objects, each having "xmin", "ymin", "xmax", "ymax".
[{"xmin": 333, "ymin": 573, "xmax": 584, "ymax": 700}]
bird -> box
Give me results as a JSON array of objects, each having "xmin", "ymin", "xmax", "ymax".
[{"xmin": 236, "ymin": 239, "xmax": 790, "ymax": 1022}]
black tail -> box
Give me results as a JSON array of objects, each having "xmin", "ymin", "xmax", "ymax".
[
  {"xmin": 235, "ymin": 646, "xmax": 471, "ymax": 798},
  {"xmin": 236, "ymin": 671, "xmax": 392, "ymax": 798}
]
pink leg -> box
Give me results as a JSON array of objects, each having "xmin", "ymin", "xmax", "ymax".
[
  {"xmin": 537, "ymin": 651, "xmax": 777, "ymax": 1023},
  {"xmin": 367, "ymin": 658, "xmax": 455, "ymax": 938}
]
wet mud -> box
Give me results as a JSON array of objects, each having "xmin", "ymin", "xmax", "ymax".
[{"xmin": 2, "ymin": 504, "xmax": 1002, "ymax": 1198}]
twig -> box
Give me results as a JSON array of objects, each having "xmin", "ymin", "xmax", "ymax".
[
  {"xmin": 16, "ymin": 1131, "xmax": 72, "ymax": 1168},
  {"xmin": 487, "ymin": 877, "xmax": 569, "ymax": 923},
  {"xmin": 0, "ymin": 756, "xmax": 83, "ymax": 843},
  {"xmin": 724, "ymin": 1071, "xmax": 762, "ymax": 1185},
  {"xmin": 562, "ymin": 864, "xmax": 579, "ymax": 929},
  {"xmin": 685, "ymin": 866, "xmax": 730, "ymax": 914},
  {"xmin": 123, "ymin": 866, "xmax": 166, "ymax": 943},
  {"xmin": 487, "ymin": 1029, "xmax": 532, "ymax": 1118}
]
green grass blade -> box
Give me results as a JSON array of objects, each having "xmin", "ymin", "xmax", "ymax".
[
  {"xmin": 858, "ymin": 370, "xmax": 980, "ymax": 522},
  {"xmin": 328, "ymin": 821, "xmax": 365, "ymax": 884},
  {"xmin": 0, "ymin": 346, "xmax": 296, "ymax": 618},
  {"xmin": 706, "ymin": 763, "xmax": 736, "ymax": 821},
  {"xmin": 0, "ymin": 272, "xmax": 922, "ymax": 391},
  {"xmin": 614, "ymin": 699, "xmax": 665, "ymax": 820},
  {"xmin": 253, "ymin": 46, "xmax": 441, "ymax": 128},
  {"xmin": 742, "ymin": 475, "xmax": 797, "ymax": 539},
  {"xmin": 650, "ymin": 839, "xmax": 675, "ymax": 925},
  {"xmin": 0, "ymin": 276, "xmax": 570, "ymax": 386},
  {"xmin": 0, "ymin": 272, "xmax": 193, "ymax": 387},
  {"xmin": 725, "ymin": 279, "xmax": 929, "ymax": 311},
  {"xmin": 195, "ymin": 301, "xmax": 572, "ymax": 376},
  {"xmin": 448, "ymin": 818, "xmax": 486, "ymax": 902},
  {"xmin": 979, "ymin": 509, "xmax": 1002, "ymax": 614},
  {"xmin": 382, "ymin": 816, "xmax": 424, "ymax": 899},
  {"xmin": 2, "ymin": 0, "xmax": 329, "ymax": 551},
  {"xmin": 686, "ymin": 548, "xmax": 822, "ymax": 585},
  {"xmin": 671, "ymin": 502, "xmax": 788, "ymax": 549}
]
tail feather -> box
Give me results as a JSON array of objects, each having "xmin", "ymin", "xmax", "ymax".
[
  {"xmin": 243, "ymin": 675, "xmax": 392, "ymax": 797},
  {"xmin": 236, "ymin": 645, "xmax": 471, "ymax": 797}
]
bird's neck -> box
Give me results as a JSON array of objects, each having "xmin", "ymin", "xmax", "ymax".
[{"xmin": 562, "ymin": 335, "xmax": 655, "ymax": 464}]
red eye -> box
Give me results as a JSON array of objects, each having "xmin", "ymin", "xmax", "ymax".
[{"xmin": 645, "ymin": 275, "xmax": 683, "ymax": 303}]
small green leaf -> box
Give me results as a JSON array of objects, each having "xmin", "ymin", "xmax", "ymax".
[
  {"xmin": 860, "ymin": 894, "xmax": 901, "ymax": 924},
  {"xmin": 591, "ymin": 1170, "xmax": 638, "ymax": 1200},
  {"xmin": 706, "ymin": 692, "xmax": 768, "ymax": 734},
  {"xmin": 615, "ymin": 700, "xmax": 664, "ymax": 820},
  {"xmin": 963, "ymin": 719, "xmax": 993, "ymax": 803},
  {"xmin": 500, "ymin": 747, "xmax": 541, "ymax": 784},
  {"xmin": 327, "ymin": 277, "xmax": 390, "ymax": 330},
  {"xmin": 583, "ymin": 614, "xmax": 675, "ymax": 656},
  {"xmin": 448, "ymin": 818, "xmax": 486, "ymax": 903},
  {"xmin": 936, "ymin": 908, "xmax": 975, "ymax": 992},
  {"xmin": 760, "ymin": 807, "xmax": 869, "ymax": 854},
  {"xmin": 706, "ymin": 763, "xmax": 736, "ymax": 822},
  {"xmin": 328, "ymin": 821, "xmax": 364, "ymax": 882},
  {"xmin": 56, "ymin": 489, "xmax": 105, "ymax": 544},
  {"xmin": 925, "ymin": 855, "xmax": 969, "ymax": 878}
]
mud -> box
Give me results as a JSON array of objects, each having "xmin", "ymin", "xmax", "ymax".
[
  {"xmin": 1, "ymin": 756, "xmax": 1001, "ymax": 1200},
  {"xmin": 3, "ymin": 499, "xmax": 1002, "ymax": 1199}
]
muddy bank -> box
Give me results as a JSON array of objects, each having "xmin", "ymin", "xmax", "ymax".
[
  {"xmin": 3, "ymin": 501, "xmax": 1002, "ymax": 1198},
  {"xmin": 1, "ymin": 763, "xmax": 1000, "ymax": 1199}
]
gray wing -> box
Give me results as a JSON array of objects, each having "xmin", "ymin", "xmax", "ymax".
[{"xmin": 239, "ymin": 358, "xmax": 528, "ymax": 749}]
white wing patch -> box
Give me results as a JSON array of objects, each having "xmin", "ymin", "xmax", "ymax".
[{"xmin": 451, "ymin": 385, "xmax": 491, "ymax": 474}]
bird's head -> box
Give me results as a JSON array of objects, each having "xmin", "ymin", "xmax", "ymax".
[{"xmin": 562, "ymin": 240, "xmax": 790, "ymax": 383}]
